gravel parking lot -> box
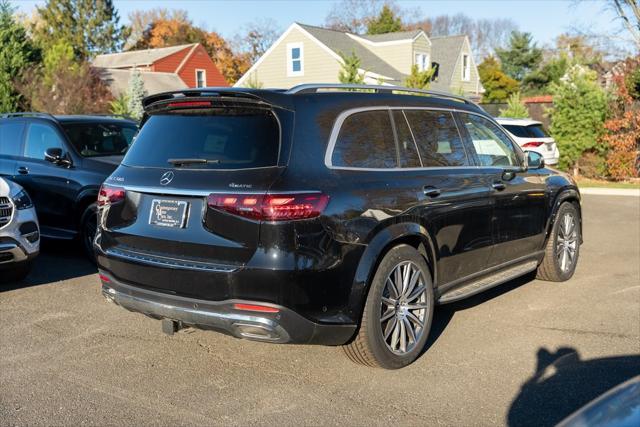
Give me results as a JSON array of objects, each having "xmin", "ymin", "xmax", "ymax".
[{"xmin": 1, "ymin": 194, "xmax": 639, "ymax": 426}]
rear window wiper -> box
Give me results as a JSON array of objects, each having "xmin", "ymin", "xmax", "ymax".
[{"xmin": 167, "ymin": 158, "xmax": 221, "ymax": 167}]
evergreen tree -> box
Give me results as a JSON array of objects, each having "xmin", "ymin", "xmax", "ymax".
[
  {"xmin": 0, "ymin": 0, "xmax": 39, "ymax": 112},
  {"xmin": 34, "ymin": 0, "xmax": 127, "ymax": 60},
  {"xmin": 338, "ymin": 51, "xmax": 365, "ymax": 84},
  {"xmin": 495, "ymin": 31, "xmax": 542, "ymax": 82},
  {"xmin": 549, "ymin": 65, "xmax": 608, "ymax": 172},
  {"xmin": 127, "ymin": 70, "xmax": 146, "ymax": 121},
  {"xmin": 109, "ymin": 92, "xmax": 131, "ymax": 117},
  {"xmin": 366, "ymin": 5, "xmax": 402, "ymax": 35},
  {"xmin": 404, "ymin": 65, "xmax": 436, "ymax": 90},
  {"xmin": 499, "ymin": 92, "xmax": 529, "ymax": 118},
  {"xmin": 477, "ymin": 56, "xmax": 519, "ymax": 103}
]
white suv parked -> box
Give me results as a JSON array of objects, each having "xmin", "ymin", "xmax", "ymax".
[
  {"xmin": 496, "ymin": 118, "xmax": 560, "ymax": 166},
  {"xmin": 0, "ymin": 177, "xmax": 39, "ymax": 281}
]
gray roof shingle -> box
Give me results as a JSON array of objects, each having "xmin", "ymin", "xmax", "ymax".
[
  {"xmin": 297, "ymin": 23, "xmax": 404, "ymax": 82},
  {"xmin": 96, "ymin": 68, "xmax": 187, "ymax": 97},
  {"xmin": 93, "ymin": 44, "xmax": 195, "ymax": 68},
  {"xmin": 355, "ymin": 30, "xmax": 423, "ymax": 43},
  {"xmin": 428, "ymin": 35, "xmax": 466, "ymax": 91}
]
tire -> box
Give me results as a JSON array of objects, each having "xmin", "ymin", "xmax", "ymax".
[
  {"xmin": 80, "ymin": 203, "xmax": 98, "ymax": 264},
  {"xmin": 343, "ymin": 244, "xmax": 435, "ymax": 369},
  {"xmin": 1, "ymin": 261, "xmax": 32, "ymax": 283},
  {"xmin": 536, "ymin": 202, "xmax": 581, "ymax": 282}
]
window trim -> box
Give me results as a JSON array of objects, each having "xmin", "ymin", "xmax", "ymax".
[
  {"xmin": 461, "ymin": 54, "xmax": 470, "ymax": 81},
  {"xmin": 195, "ymin": 69, "xmax": 207, "ymax": 88},
  {"xmin": 286, "ymin": 42, "xmax": 304, "ymax": 77},
  {"xmin": 414, "ymin": 52, "xmax": 430, "ymax": 72},
  {"xmin": 325, "ymin": 106, "xmax": 490, "ymax": 171}
]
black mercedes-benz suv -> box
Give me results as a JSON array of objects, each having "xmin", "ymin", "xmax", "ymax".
[
  {"xmin": 96, "ymin": 84, "xmax": 582, "ymax": 369},
  {"xmin": 0, "ymin": 113, "xmax": 138, "ymax": 259}
]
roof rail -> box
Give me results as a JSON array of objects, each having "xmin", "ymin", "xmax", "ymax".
[
  {"xmin": 89, "ymin": 113, "xmax": 137, "ymax": 121},
  {"xmin": 287, "ymin": 84, "xmax": 474, "ymax": 105},
  {"xmin": 1, "ymin": 112, "xmax": 56, "ymax": 119}
]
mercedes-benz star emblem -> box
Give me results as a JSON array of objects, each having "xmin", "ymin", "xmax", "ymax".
[{"xmin": 160, "ymin": 171, "xmax": 174, "ymax": 186}]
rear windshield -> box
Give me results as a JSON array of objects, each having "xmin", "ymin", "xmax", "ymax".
[
  {"xmin": 62, "ymin": 122, "xmax": 138, "ymax": 157},
  {"xmin": 123, "ymin": 109, "xmax": 280, "ymax": 169},
  {"xmin": 502, "ymin": 124, "xmax": 549, "ymax": 138}
]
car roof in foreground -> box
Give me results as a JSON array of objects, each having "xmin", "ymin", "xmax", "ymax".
[
  {"xmin": 142, "ymin": 84, "xmax": 486, "ymax": 115},
  {"xmin": 54, "ymin": 115, "xmax": 137, "ymax": 125},
  {"xmin": 496, "ymin": 117, "xmax": 541, "ymax": 126}
]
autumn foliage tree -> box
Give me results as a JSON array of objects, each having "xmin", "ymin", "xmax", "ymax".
[
  {"xmin": 601, "ymin": 58, "xmax": 640, "ymax": 180},
  {"xmin": 132, "ymin": 17, "xmax": 250, "ymax": 84},
  {"xmin": 477, "ymin": 56, "xmax": 518, "ymax": 102}
]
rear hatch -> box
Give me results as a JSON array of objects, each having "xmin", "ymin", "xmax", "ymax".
[{"xmin": 97, "ymin": 93, "xmax": 294, "ymax": 296}]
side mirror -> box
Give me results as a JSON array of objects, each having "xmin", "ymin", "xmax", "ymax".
[
  {"xmin": 526, "ymin": 151, "xmax": 545, "ymax": 169},
  {"xmin": 44, "ymin": 147, "xmax": 71, "ymax": 167}
]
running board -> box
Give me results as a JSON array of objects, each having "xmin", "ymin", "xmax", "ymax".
[{"xmin": 438, "ymin": 260, "xmax": 538, "ymax": 304}]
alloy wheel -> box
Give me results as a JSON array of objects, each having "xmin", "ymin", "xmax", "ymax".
[
  {"xmin": 380, "ymin": 261, "xmax": 429, "ymax": 355},
  {"xmin": 556, "ymin": 212, "xmax": 578, "ymax": 272}
]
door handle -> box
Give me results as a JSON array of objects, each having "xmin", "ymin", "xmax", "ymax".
[
  {"xmin": 17, "ymin": 166, "xmax": 29, "ymax": 175},
  {"xmin": 492, "ymin": 182, "xmax": 506, "ymax": 191},
  {"xmin": 423, "ymin": 186, "xmax": 441, "ymax": 198}
]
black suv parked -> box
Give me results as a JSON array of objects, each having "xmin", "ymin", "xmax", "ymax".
[
  {"xmin": 96, "ymin": 85, "xmax": 582, "ymax": 369},
  {"xmin": 0, "ymin": 113, "xmax": 138, "ymax": 258}
]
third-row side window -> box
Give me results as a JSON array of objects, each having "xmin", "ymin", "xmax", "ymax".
[{"xmin": 331, "ymin": 109, "xmax": 470, "ymax": 169}]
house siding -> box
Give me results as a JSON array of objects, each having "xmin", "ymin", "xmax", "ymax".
[
  {"xmin": 448, "ymin": 38, "xmax": 481, "ymax": 94},
  {"xmin": 177, "ymin": 45, "xmax": 228, "ymax": 87},
  {"xmin": 239, "ymin": 27, "xmax": 341, "ymax": 88},
  {"xmin": 152, "ymin": 47, "xmax": 192, "ymax": 73},
  {"xmin": 364, "ymin": 42, "xmax": 414, "ymax": 75},
  {"xmin": 411, "ymin": 35, "xmax": 431, "ymax": 72}
]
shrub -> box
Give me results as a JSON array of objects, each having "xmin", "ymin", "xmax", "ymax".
[
  {"xmin": 499, "ymin": 92, "xmax": 529, "ymax": 118},
  {"xmin": 548, "ymin": 65, "xmax": 608, "ymax": 172}
]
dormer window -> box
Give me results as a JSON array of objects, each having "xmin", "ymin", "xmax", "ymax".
[
  {"xmin": 462, "ymin": 54, "xmax": 470, "ymax": 81},
  {"xmin": 287, "ymin": 42, "xmax": 304, "ymax": 77},
  {"xmin": 415, "ymin": 53, "xmax": 429, "ymax": 72}
]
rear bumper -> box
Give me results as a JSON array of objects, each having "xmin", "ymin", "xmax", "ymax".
[{"xmin": 99, "ymin": 272, "xmax": 356, "ymax": 345}]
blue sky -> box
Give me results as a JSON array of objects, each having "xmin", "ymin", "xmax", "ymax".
[{"xmin": 13, "ymin": 0, "xmax": 624, "ymax": 47}]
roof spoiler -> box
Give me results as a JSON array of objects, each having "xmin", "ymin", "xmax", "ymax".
[{"xmin": 142, "ymin": 88, "xmax": 285, "ymax": 111}]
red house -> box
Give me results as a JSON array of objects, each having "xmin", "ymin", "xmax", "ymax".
[{"xmin": 94, "ymin": 43, "xmax": 228, "ymax": 95}]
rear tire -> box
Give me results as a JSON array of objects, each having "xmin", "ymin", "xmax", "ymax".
[
  {"xmin": 536, "ymin": 202, "xmax": 581, "ymax": 282},
  {"xmin": 343, "ymin": 244, "xmax": 434, "ymax": 369},
  {"xmin": 80, "ymin": 203, "xmax": 98, "ymax": 264}
]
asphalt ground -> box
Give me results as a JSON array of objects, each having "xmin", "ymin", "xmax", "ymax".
[{"xmin": 1, "ymin": 194, "xmax": 639, "ymax": 426}]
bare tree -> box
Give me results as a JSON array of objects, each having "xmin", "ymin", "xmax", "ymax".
[
  {"xmin": 325, "ymin": 0, "xmax": 402, "ymax": 34},
  {"xmin": 233, "ymin": 18, "xmax": 281, "ymax": 64},
  {"xmin": 610, "ymin": 0, "xmax": 640, "ymax": 48}
]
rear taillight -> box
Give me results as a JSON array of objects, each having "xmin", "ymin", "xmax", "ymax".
[
  {"xmin": 207, "ymin": 192, "xmax": 329, "ymax": 221},
  {"xmin": 98, "ymin": 184, "xmax": 125, "ymax": 206},
  {"xmin": 522, "ymin": 141, "xmax": 544, "ymax": 148}
]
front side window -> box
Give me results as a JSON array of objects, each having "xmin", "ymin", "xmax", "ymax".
[
  {"xmin": 332, "ymin": 111, "xmax": 396, "ymax": 169},
  {"xmin": 61, "ymin": 123, "xmax": 137, "ymax": 157},
  {"xmin": 462, "ymin": 54, "xmax": 470, "ymax": 81},
  {"xmin": 196, "ymin": 70, "xmax": 206, "ymax": 88},
  {"xmin": 287, "ymin": 43, "xmax": 304, "ymax": 76},
  {"xmin": 24, "ymin": 123, "xmax": 64, "ymax": 160},
  {"xmin": 0, "ymin": 122, "xmax": 25, "ymax": 156},
  {"xmin": 403, "ymin": 110, "xmax": 469, "ymax": 167},
  {"xmin": 459, "ymin": 113, "xmax": 519, "ymax": 167}
]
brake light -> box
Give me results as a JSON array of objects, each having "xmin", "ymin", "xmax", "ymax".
[
  {"xmin": 233, "ymin": 303, "xmax": 280, "ymax": 313},
  {"xmin": 98, "ymin": 274, "xmax": 110, "ymax": 283},
  {"xmin": 207, "ymin": 192, "xmax": 329, "ymax": 221},
  {"xmin": 167, "ymin": 101, "xmax": 212, "ymax": 108},
  {"xmin": 522, "ymin": 141, "xmax": 544, "ymax": 148},
  {"xmin": 98, "ymin": 184, "xmax": 125, "ymax": 206}
]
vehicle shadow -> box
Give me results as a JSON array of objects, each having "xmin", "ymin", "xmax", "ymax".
[
  {"xmin": 0, "ymin": 238, "xmax": 97, "ymax": 292},
  {"xmin": 507, "ymin": 347, "xmax": 640, "ymax": 427},
  {"xmin": 422, "ymin": 272, "xmax": 536, "ymax": 354}
]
